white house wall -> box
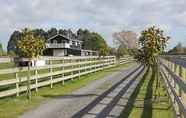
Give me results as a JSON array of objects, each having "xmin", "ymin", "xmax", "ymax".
[{"xmin": 53, "ymin": 49, "xmax": 65, "ymax": 56}]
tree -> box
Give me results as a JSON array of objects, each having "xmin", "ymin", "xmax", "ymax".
[
  {"xmin": 0, "ymin": 42, "xmax": 3, "ymax": 56},
  {"xmin": 113, "ymin": 30, "xmax": 138, "ymax": 58},
  {"xmin": 17, "ymin": 28, "xmax": 45, "ymax": 58},
  {"xmin": 59, "ymin": 29, "xmax": 68, "ymax": 36},
  {"xmin": 168, "ymin": 42, "xmax": 186, "ymax": 54},
  {"xmin": 108, "ymin": 47, "xmax": 117, "ymax": 56},
  {"xmin": 137, "ymin": 26, "xmax": 169, "ymax": 66},
  {"xmin": 17, "ymin": 28, "xmax": 45, "ymax": 99},
  {"xmin": 32, "ymin": 29, "xmax": 47, "ymax": 40},
  {"xmin": 116, "ymin": 45, "xmax": 129, "ymax": 58},
  {"xmin": 113, "ymin": 30, "xmax": 138, "ymax": 49},
  {"xmin": 99, "ymin": 43, "xmax": 109, "ymax": 56},
  {"xmin": 136, "ymin": 26, "xmax": 169, "ymax": 100},
  {"xmin": 47, "ymin": 28, "xmax": 58, "ymax": 39},
  {"xmin": 7, "ymin": 31, "xmax": 22, "ymax": 55},
  {"xmin": 77, "ymin": 29, "xmax": 92, "ymax": 50},
  {"xmin": 77, "ymin": 29, "xmax": 109, "ymax": 55}
]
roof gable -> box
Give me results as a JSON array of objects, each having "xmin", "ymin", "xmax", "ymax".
[
  {"xmin": 47, "ymin": 34, "xmax": 82, "ymax": 42},
  {"xmin": 48, "ymin": 34, "xmax": 69, "ymax": 41}
]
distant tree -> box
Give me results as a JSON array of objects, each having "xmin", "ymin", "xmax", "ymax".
[
  {"xmin": 7, "ymin": 31, "xmax": 22, "ymax": 55},
  {"xmin": 8, "ymin": 51, "xmax": 16, "ymax": 57},
  {"xmin": 32, "ymin": 29, "xmax": 47, "ymax": 40},
  {"xmin": 113, "ymin": 30, "xmax": 138, "ymax": 49},
  {"xmin": 77, "ymin": 29, "xmax": 109, "ymax": 56},
  {"xmin": 168, "ymin": 42, "xmax": 185, "ymax": 54},
  {"xmin": 117, "ymin": 45, "xmax": 129, "ymax": 58},
  {"xmin": 59, "ymin": 29, "xmax": 68, "ymax": 36},
  {"xmin": 108, "ymin": 47, "xmax": 117, "ymax": 56},
  {"xmin": 47, "ymin": 28, "xmax": 58, "ymax": 39},
  {"xmin": 77, "ymin": 29, "xmax": 92, "ymax": 49},
  {"xmin": 0, "ymin": 42, "xmax": 3, "ymax": 56},
  {"xmin": 113, "ymin": 30, "xmax": 138, "ymax": 58},
  {"xmin": 91, "ymin": 33, "xmax": 108, "ymax": 50},
  {"xmin": 99, "ymin": 44, "xmax": 109, "ymax": 56},
  {"xmin": 17, "ymin": 28, "xmax": 45, "ymax": 99}
]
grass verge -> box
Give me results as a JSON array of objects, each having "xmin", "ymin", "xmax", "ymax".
[
  {"xmin": 0, "ymin": 62, "xmax": 133, "ymax": 118},
  {"xmin": 119, "ymin": 67, "xmax": 175, "ymax": 118}
]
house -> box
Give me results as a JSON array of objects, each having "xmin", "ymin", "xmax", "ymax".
[
  {"xmin": 44, "ymin": 33, "xmax": 98, "ymax": 56},
  {"xmin": 44, "ymin": 33, "xmax": 82, "ymax": 56}
]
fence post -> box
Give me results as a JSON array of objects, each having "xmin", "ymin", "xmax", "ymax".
[
  {"xmin": 178, "ymin": 66, "xmax": 183, "ymax": 97},
  {"xmin": 99, "ymin": 57, "xmax": 101, "ymax": 70},
  {"xmin": 99, "ymin": 57, "xmax": 101, "ymax": 71},
  {"xmin": 84, "ymin": 58, "xmax": 89, "ymax": 76},
  {"xmin": 87, "ymin": 58, "xmax": 89, "ymax": 74},
  {"xmin": 173, "ymin": 64, "xmax": 177, "ymax": 88},
  {"xmin": 105, "ymin": 56, "xmax": 108, "ymax": 67},
  {"xmin": 101, "ymin": 56, "xmax": 104, "ymax": 70},
  {"xmin": 15, "ymin": 72, "xmax": 19, "ymax": 97},
  {"xmin": 171, "ymin": 62, "xmax": 173, "ymax": 72},
  {"xmin": 94, "ymin": 57, "xmax": 97, "ymax": 71},
  {"xmin": 89, "ymin": 58, "xmax": 91, "ymax": 72},
  {"xmin": 78, "ymin": 58, "xmax": 81, "ymax": 79},
  {"xmin": 174, "ymin": 62, "xmax": 176, "ymax": 73},
  {"xmin": 114, "ymin": 56, "xmax": 117, "ymax": 66},
  {"xmin": 185, "ymin": 67, "xmax": 186, "ymax": 81},
  {"xmin": 90, "ymin": 58, "xmax": 92, "ymax": 72},
  {"xmin": 71, "ymin": 59, "xmax": 74, "ymax": 81},
  {"xmin": 62, "ymin": 59, "xmax": 65, "ymax": 85},
  {"xmin": 50, "ymin": 60, "xmax": 53, "ymax": 88},
  {"xmin": 35, "ymin": 68, "xmax": 38, "ymax": 92}
]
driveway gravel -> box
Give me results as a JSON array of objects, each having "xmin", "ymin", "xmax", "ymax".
[{"xmin": 20, "ymin": 64, "xmax": 142, "ymax": 118}]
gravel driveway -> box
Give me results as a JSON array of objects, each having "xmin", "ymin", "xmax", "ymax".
[{"xmin": 20, "ymin": 64, "xmax": 142, "ymax": 118}]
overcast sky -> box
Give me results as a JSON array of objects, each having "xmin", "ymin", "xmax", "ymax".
[{"xmin": 0, "ymin": 0, "xmax": 186, "ymax": 50}]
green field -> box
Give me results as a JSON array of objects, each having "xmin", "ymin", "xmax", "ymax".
[
  {"xmin": 119, "ymin": 67, "xmax": 175, "ymax": 118},
  {"xmin": 0, "ymin": 62, "xmax": 132, "ymax": 118}
]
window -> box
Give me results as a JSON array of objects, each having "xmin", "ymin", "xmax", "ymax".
[
  {"xmin": 53, "ymin": 40, "xmax": 57, "ymax": 44},
  {"xmin": 72, "ymin": 41, "xmax": 75, "ymax": 45}
]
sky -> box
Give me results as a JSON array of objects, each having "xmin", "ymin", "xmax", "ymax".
[{"xmin": 0, "ymin": 0, "xmax": 186, "ymax": 50}]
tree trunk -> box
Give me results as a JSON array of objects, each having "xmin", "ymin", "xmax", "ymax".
[
  {"xmin": 156, "ymin": 58, "xmax": 160, "ymax": 102},
  {"xmin": 27, "ymin": 61, "xmax": 31, "ymax": 99}
]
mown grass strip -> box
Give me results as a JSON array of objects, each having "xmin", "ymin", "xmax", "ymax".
[{"xmin": 120, "ymin": 67, "xmax": 175, "ymax": 118}]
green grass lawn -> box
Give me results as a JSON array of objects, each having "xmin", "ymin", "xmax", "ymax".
[
  {"xmin": 0, "ymin": 62, "xmax": 133, "ymax": 118},
  {"xmin": 119, "ymin": 67, "xmax": 175, "ymax": 118},
  {"xmin": 0, "ymin": 62, "xmax": 16, "ymax": 70}
]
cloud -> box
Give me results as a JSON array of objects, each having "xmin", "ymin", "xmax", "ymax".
[{"xmin": 0, "ymin": 0, "xmax": 186, "ymax": 50}]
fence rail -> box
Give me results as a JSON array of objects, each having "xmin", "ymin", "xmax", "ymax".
[
  {"xmin": 0, "ymin": 56, "xmax": 132, "ymax": 98},
  {"xmin": 160, "ymin": 58, "xmax": 186, "ymax": 118}
]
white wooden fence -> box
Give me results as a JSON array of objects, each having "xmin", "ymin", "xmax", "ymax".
[
  {"xmin": 0, "ymin": 56, "xmax": 132, "ymax": 98},
  {"xmin": 160, "ymin": 58, "xmax": 186, "ymax": 118}
]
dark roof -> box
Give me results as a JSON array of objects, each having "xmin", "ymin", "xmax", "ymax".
[{"xmin": 48, "ymin": 34, "xmax": 82, "ymax": 42}]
